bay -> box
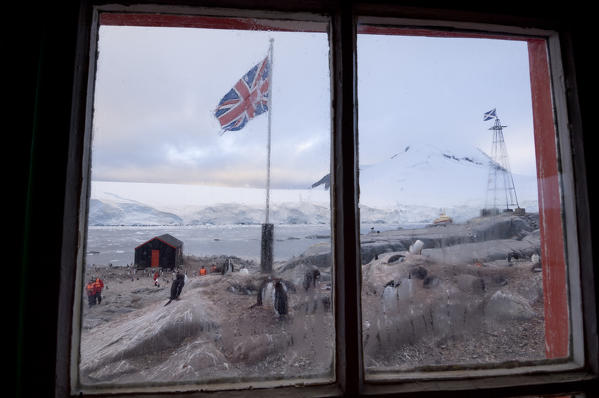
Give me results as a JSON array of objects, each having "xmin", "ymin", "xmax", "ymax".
[{"xmin": 85, "ymin": 223, "xmax": 414, "ymax": 267}]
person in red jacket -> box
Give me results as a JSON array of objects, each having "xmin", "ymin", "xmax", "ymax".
[
  {"xmin": 93, "ymin": 277, "xmax": 104, "ymax": 305},
  {"xmin": 86, "ymin": 279, "xmax": 97, "ymax": 308}
]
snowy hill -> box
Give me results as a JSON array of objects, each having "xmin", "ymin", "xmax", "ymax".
[
  {"xmin": 183, "ymin": 202, "xmax": 331, "ymax": 225},
  {"xmin": 315, "ymin": 143, "xmax": 539, "ymax": 222},
  {"xmin": 358, "ymin": 143, "xmax": 538, "ymax": 209},
  {"xmin": 89, "ymin": 143, "xmax": 539, "ymax": 226},
  {"xmin": 89, "ymin": 195, "xmax": 183, "ymax": 226}
]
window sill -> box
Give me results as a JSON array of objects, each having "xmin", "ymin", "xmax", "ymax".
[{"xmin": 363, "ymin": 365, "xmax": 597, "ymax": 396}]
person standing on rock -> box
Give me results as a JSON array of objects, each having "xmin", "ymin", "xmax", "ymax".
[
  {"xmin": 86, "ymin": 278, "xmax": 97, "ymax": 308},
  {"xmin": 93, "ymin": 277, "xmax": 104, "ymax": 305}
]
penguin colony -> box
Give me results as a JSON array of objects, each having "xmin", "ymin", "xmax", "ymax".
[{"xmin": 163, "ymin": 265, "xmax": 330, "ymax": 318}]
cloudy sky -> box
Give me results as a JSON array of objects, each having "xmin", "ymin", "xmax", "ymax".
[
  {"xmin": 357, "ymin": 33, "xmax": 534, "ymax": 172},
  {"xmin": 90, "ymin": 22, "xmax": 535, "ymax": 192}
]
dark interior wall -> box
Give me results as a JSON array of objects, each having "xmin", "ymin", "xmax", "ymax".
[
  {"xmin": 16, "ymin": 2, "xmax": 81, "ymax": 397},
  {"xmin": 15, "ymin": 2, "xmax": 597, "ymax": 397}
]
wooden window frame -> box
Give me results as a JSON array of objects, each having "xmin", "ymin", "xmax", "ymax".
[
  {"xmin": 356, "ymin": 17, "xmax": 573, "ymax": 374},
  {"xmin": 54, "ymin": 1, "xmax": 598, "ymax": 397}
]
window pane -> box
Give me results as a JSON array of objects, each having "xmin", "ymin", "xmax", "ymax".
[
  {"xmin": 357, "ymin": 30, "xmax": 567, "ymax": 376},
  {"xmin": 79, "ymin": 14, "xmax": 333, "ymax": 389}
]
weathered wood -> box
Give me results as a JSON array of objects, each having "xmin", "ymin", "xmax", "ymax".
[
  {"xmin": 260, "ymin": 223, "xmax": 274, "ymax": 273},
  {"xmin": 331, "ymin": 5, "xmax": 363, "ymax": 395}
]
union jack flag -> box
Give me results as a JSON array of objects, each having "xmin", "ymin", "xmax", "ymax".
[{"xmin": 214, "ymin": 55, "xmax": 270, "ymax": 132}]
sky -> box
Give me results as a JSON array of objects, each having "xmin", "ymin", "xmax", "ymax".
[
  {"xmin": 92, "ymin": 25, "xmax": 331, "ymax": 190},
  {"xmin": 357, "ymin": 34, "xmax": 534, "ymax": 173},
  {"xmin": 91, "ymin": 22, "xmax": 536, "ymax": 194}
]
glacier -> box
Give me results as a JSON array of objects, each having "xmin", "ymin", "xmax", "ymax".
[{"xmin": 89, "ymin": 143, "xmax": 539, "ymax": 226}]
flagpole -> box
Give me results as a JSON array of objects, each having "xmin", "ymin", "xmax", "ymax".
[
  {"xmin": 265, "ymin": 38, "xmax": 274, "ymax": 224},
  {"xmin": 260, "ymin": 38, "xmax": 274, "ymax": 274}
]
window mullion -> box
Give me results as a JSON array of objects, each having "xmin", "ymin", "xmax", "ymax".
[{"xmin": 331, "ymin": 5, "xmax": 363, "ymax": 395}]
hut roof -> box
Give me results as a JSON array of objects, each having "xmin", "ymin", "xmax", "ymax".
[
  {"xmin": 136, "ymin": 234, "xmax": 183, "ymax": 249},
  {"xmin": 157, "ymin": 234, "xmax": 183, "ymax": 248}
]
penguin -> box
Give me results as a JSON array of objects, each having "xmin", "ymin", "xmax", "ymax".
[
  {"xmin": 409, "ymin": 239, "xmax": 424, "ymax": 255},
  {"xmin": 384, "ymin": 279, "xmax": 399, "ymax": 288},
  {"xmin": 254, "ymin": 277, "xmax": 290, "ymax": 317},
  {"xmin": 221, "ymin": 258, "xmax": 234, "ymax": 275},
  {"xmin": 302, "ymin": 269, "xmax": 321, "ymax": 313},
  {"xmin": 507, "ymin": 251, "xmax": 520, "ymax": 263},
  {"xmin": 381, "ymin": 280, "xmax": 400, "ymax": 314},
  {"xmin": 255, "ymin": 276, "xmax": 274, "ymax": 307},
  {"xmin": 303, "ymin": 269, "xmax": 320, "ymax": 291},
  {"xmin": 164, "ymin": 272, "xmax": 185, "ymax": 306},
  {"xmin": 273, "ymin": 280, "xmax": 288, "ymax": 317}
]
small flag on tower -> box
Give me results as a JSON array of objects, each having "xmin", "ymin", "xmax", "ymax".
[
  {"xmin": 214, "ymin": 55, "xmax": 270, "ymax": 132},
  {"xmin": 483, "ymin": 108, "xmax": 497, "ymax": 121}
]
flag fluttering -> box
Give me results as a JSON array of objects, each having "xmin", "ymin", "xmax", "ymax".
[
  {"xmin": 214, "ymin": 55, "xmax": 270, "ymax": 132},
  {"xmin": 212, "ymin": 41, "xmax": 275, "ymax": 273},
  {"xmin": 483, "ymin": 108, "xmax": 497, "ymax": 121}
]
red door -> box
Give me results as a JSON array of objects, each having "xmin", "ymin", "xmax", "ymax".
[{"xmin": 151, "ymin": 250, "xmax": 160, "ymax": 267}]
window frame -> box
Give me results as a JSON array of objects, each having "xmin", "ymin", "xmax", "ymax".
[
  {"xmin": 55, "ymin": 1, "xmax": 598, "ymax": 397},
  {"xmin": 66, "ymin": 4, "xmax": 337, "ymax": 395},
  {"xmin": 355, "ymin": 16, "xmax": 576, "ymax": 375}
]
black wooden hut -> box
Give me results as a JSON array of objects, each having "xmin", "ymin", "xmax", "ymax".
[{"xmin": 134, "ymin": 234, "xmax": 184, "ymax": 269}]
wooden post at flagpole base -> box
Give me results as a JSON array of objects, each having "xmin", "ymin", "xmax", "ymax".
[
  {"xmin": 261, "ymin": 38, "xmax": 274, "ymax": 274},
  {"xmin": 260, "ymin": 223, "xmax": 274, "ymax": 273}
]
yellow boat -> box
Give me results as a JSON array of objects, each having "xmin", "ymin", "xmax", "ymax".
[{"xmin": 433, "ymin": 211, "xmax": 452, "ymax": 224}]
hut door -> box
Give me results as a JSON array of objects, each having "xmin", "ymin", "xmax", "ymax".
[{"xmin": 151, "ymin": 250, "xmax": 160, "ymax": 267}]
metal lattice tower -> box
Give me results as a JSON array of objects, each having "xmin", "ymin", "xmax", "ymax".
[{"xmin": 484, "ymin": 114, "xmax": 520, "ymax": 212}]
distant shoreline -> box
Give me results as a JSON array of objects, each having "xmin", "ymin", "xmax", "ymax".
[{"xmin": 85, "ymin": 212, "xmax": 539, "ymax": 269}]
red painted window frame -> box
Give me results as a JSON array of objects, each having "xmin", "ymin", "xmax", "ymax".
[
  {"xmin": 99, "ymin": 12, "xmax": 328, "ymax": 32},
  {"xmin": 357, "ymin": 24, "xmax": 569, "ymax": 359}
]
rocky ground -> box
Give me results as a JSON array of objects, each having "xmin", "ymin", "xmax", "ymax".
[
  {"xmin": 361, "ymin": 251, "xmax": 545, "ymax": 372},
  {"xmin": 79, "ymin": 212, "xmax": 546, "ymax": 386},
  {"xmin": 81, "ymin": 257, "xmax": 334, "ymax": 386}
]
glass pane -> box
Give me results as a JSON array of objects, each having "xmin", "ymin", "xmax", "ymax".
[
  {"xmin": 357, "ymin": 31, "xmax": 562, "ymax": 375},
  {"xmin": 80, "ymin": 15, "xmax": 333, "ymax": 388}
]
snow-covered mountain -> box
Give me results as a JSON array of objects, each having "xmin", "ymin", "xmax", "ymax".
[
  {"xmin": 182, "ymin": 202, "xmax": 331, "ymax": 225},
  {"xmin": 88, "ymin": 194, "xmax": 183, "ymax": 226},
  {"xmin": 89, "ymin": 143, "xmax": 539, "ymax": 226},
  {"xmin": 357, "ymin": 143, "xmax": 538, "ymax": 209}
]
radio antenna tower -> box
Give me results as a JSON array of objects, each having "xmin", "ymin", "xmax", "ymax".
[{"xmin": 482, "ymin": 109, "xmax": 520, "ymax": 215}]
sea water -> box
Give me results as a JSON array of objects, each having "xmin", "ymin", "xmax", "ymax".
[{"xmin": 85, "ymin": 223, "xmax": 412, "ymax": 267}]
